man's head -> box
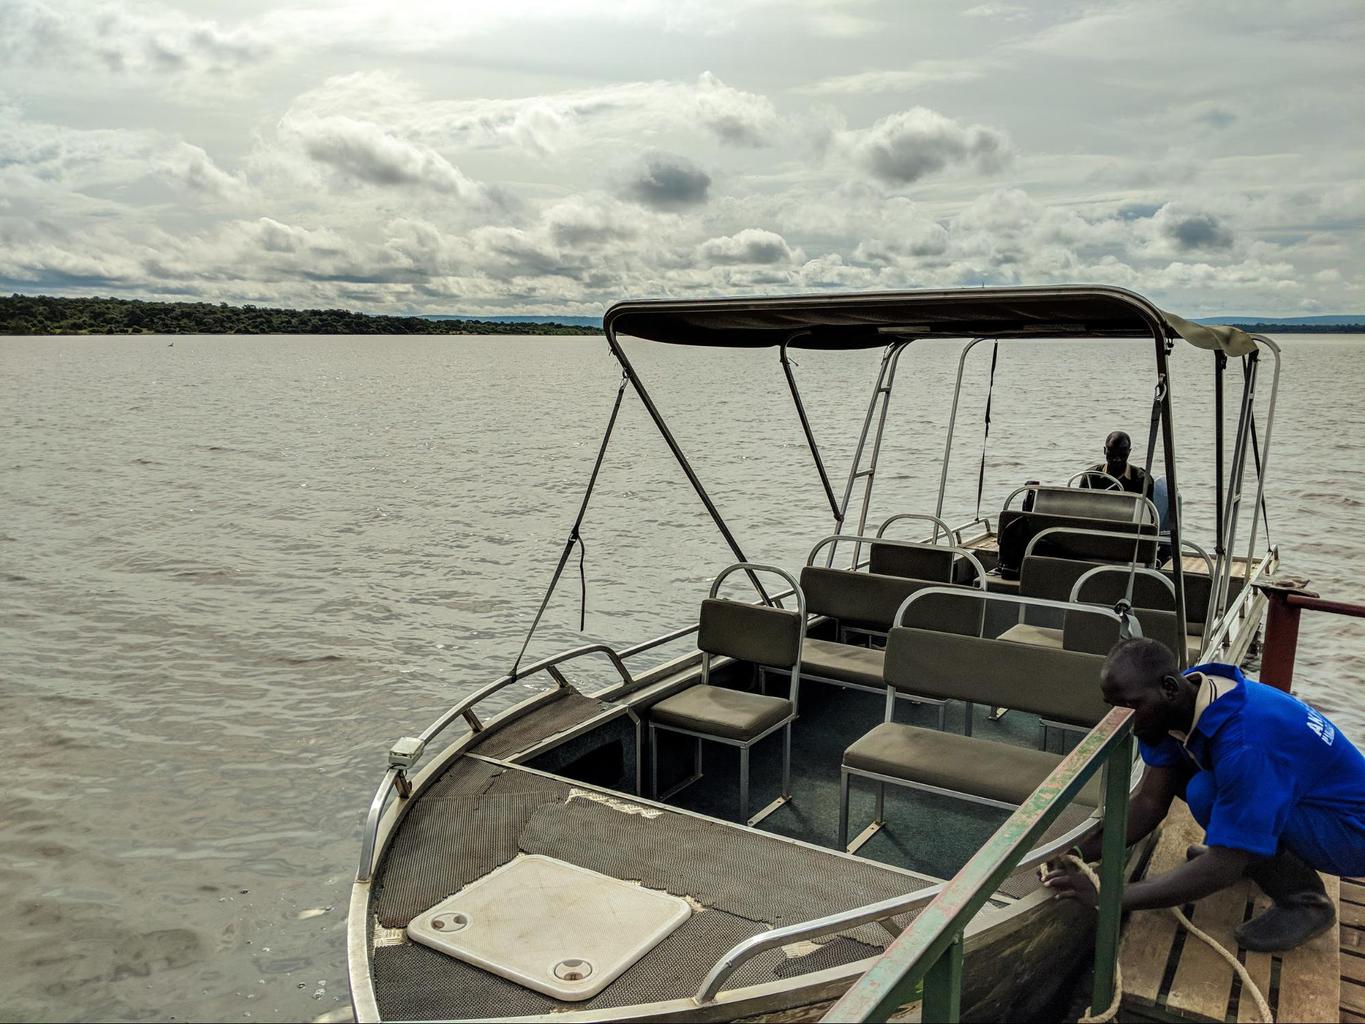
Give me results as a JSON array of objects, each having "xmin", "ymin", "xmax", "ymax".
[
  {"xmin": 1100, "ymin": 638, "xmax": 1195, "ymax": 743},
  {"xmin": 1104, "ymin": 430, "xmax": 1132, "ymax": 474}
]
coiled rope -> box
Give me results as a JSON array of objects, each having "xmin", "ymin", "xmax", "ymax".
[{"xmin": 1062, "ymin": 855, "xmax": 1274, "ymax": 1024}]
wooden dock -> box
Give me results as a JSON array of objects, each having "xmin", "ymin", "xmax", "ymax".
[{"xmin": 1118, "ymin": 802, "xmax": 1347, "ymax": 1023}]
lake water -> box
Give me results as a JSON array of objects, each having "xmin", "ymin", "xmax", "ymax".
[{"xmin": 2, "ymin": 332, "xmax": 1362, "ymax": 1021}]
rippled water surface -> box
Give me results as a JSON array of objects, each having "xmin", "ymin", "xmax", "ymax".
[{"xmin": 2, "ymin": 332, "xmax": 1363, "ymax": 1021}]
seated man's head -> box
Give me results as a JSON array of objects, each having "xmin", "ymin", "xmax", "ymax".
[
  {"xmin": 1104, "ymin": 430, "xmax": 1132, "ymax": 475},
  {"xmin": 1100, "ymin": 637, "xmax": 1192, "ymax": 743}
]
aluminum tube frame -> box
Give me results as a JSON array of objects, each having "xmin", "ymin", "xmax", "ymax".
[
  {"xmin": 1213, "ymin": 353, "xmax": 1258, "ymax": 624},
  {"xmin": 1070, "ymin": 563, "xmax": 1177, "ymax": 604},
  {"xmin": 894, "ymin": 586, "xmax": 1140, "ymax": 637},
  {"xmin": 696, "ymin": 802, "xmax": 1101, "ymax": 1004},
  {"xmin": 1242, "ymin": 337, "xmax": 1281, "ymax": 585},
  {"xmin": 933, "ymin": 337, "xmax": 992, "ymax": 529},
  {"xmin": 874, "ymin": 512, "xmax": 962, "ymax": 546},
  {"xmin": 829, "ymin": 342, "xmax": 911, "ymax": 568},
  {"xmin": 805, "ymin": 534, "xmax": 989, "ymax": 589}
]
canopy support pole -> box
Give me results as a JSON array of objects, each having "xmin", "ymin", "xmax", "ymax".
[
  {"xmin": 1213, "ymin": 353, "xmax": 1258, "ymax": 626},
  {"xmin": 828, "ymin": 341, "xmax": 910, "ymax": 567},
  {"xmin": 780, "ymin": 336, "xmax": 842, "ymax": 525},
  {"xmin": 1214, "ymin": 351, "xmax": 1226, "ymax": 563},
  {"xmin": 934, "ymin": 337, "xmax": 992, "ymax": 539},
  {"xmin": 603, "ymin": 325, "xmax": 773, "ymax": 605},
  {"xmin": 1242, "ymin": 336, "xmax": 1281, "ymax": 583},
  {"xmin": 1154, "ymin": 331, "xmax": 1189, "ymax": 663}
]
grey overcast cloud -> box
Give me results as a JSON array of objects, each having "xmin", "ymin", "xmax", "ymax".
[{"xmin": 1, "ymin": 0, "xmax": 1362, "ymax": 317}]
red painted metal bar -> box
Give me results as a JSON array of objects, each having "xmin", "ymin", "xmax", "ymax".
[
  {"xmin": 1287, "ymin": 594, "xmax": 1365, "ymax": 618},
  {"xmin": 1256, "ymin": 578, "xmax": 1365, "ymax": 693},
  {"xmin": 822, "ymin": 706, "xmax": 1134, "ymax": 1023},
  {"xmin": 1256, "ymin": 578, "xmax": 1365, "ymax": 692}
]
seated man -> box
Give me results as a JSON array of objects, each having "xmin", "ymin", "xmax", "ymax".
[
  {"xmin": 1081, "ymin": 430, "xmax": 1153, "ymax": 498},
  {"xmin": 1044, "ymin": 638, "xmax": 1365, "ymax": 951}
]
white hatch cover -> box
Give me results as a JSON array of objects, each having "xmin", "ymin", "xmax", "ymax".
[{"xmin": 405, "ymin": 854, "xmax": 692, "ymax": 1001}]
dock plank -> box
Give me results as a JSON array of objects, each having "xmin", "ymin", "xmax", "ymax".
[
  {"xmin": 1342, "ymin": 880, "xmax": 1365, "ymax": 906},
  {"xmin": 1277, "ymin": 873, "xmax": 1340, "ymax": 1023},
  {"xmin": 1121, "ymin": 804, "xmax": 1204, "ymax": 1007},
  {"xmin": 1344, "ymin": 978, "xmax": 1365, "ymax": 1017},
  {"xmin": 1166, "ymin": 883, "xmax": 1247, "ymax": 1021},
  {"xmin": 1342, "ymin": 950, "xmax": 1365, "ymax": 986},
  {"xmin": 1237, "ymin": 895, "xmax": 1273, "ymax": 1024},
  {"xmin": 1343, "ymin": 898, "xmax": 1365, "ymax": 928}
]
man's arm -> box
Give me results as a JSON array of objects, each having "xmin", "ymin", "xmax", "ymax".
[
  {"xmin": 1044, "ymin": 844, "xmax": 1252, "ymax": 910},
  {"xmin": 1076, "ymin": 762, "xmax": 1185, "ymax": 862},
  {"xmin": 1119, "ymin": 846, "xmax": 1251, "ymax": 910}
]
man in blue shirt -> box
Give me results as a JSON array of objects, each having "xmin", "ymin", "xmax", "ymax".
[{"xmin": 1044, "ymin": 637, "xmax": 1365, "ymax": 950}]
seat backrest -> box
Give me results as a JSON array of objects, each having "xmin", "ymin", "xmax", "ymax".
[
  {"xmin": 698, "ymin": 598, "xmax": 803, "ymax": 669},
  {"xmin": 799, "ymin": 566, "xmax": 940, "ymax": 633},
  {"xmin": 1072, "ymin": 565, "xmax": 1177, "ymax": 611},
  {"xmin": 868, "ymin": 542, "xmax": 955, "ymax": 582},
  {"xmin": 996, "ymin": 510, "xmax": 1157, "ymax": 579},
  {"xmin": 1031, "ymin": 486, "xmax": 1154, "ymax": 524},
  {"xmin": 1019, "ymin": 556, "xmax": 1109, "ymax": 603},
  {"xmin": 1062, "ymin": 607, "xmax": 1191, "ymax": 661},
  {"xmin": 884, "ymin": 627, "xmax": 1109, "ymax": 727}
]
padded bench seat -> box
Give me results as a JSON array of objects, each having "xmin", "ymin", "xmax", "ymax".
[
  {"xmin": 844, "ymin": 722, "xmax": 1101, "ymax": 808},
  {"xmin": 997, "ymin": 620, "xmax": 1201, "ymax": 661},
  {"xmin": 651, "ymin": 684, "xmax": 791, "ymax": 741},
  {"xmin": 800, "ymin": 637, "xmax": 887, "ymax": 689}
]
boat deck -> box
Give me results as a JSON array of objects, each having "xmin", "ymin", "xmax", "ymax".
[
  {"xmin": 366, "ymin": 755, "xmax": 945, "ymax": 1021},
  {"xmin": 1118, "ymin": 802, "xmax": 1343, "ymax": 1023},
  {"xmin": 363, "ymin": 679, "xmax": 1097, "ymax": 1020}
]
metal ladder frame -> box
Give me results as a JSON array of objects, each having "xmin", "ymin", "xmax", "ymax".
[{"xmin": 826, "ymin": 341, "xmax": 912, "ymax": 568}]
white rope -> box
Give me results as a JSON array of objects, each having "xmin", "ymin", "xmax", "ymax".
[{"xmin": 1062, "ymin": 854, "xmax": 1274, "ymax": 1024}]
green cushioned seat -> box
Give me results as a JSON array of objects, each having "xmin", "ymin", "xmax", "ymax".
[
  {"xmin": 843, "ymin": 722, "xmax": 1101, "ymax": 807},
  {"xmin": 651, "ymin": 685, "xmax": 792, "ymax": 742}
]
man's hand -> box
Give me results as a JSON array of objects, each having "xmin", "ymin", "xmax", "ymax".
[{"xmin": 1041, "ymin": 859, "xmax": 1098, "ymax": 909}]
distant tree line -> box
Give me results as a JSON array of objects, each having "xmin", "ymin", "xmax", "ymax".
[
  {"xmin": 1222, "ymin": 322, "xmax": 1363, "ymax": 333},
  {"xmin": 0, "ymin": 294, "xmax": 603, "ymax": 336}
]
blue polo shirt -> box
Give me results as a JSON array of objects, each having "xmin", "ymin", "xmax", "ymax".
[{"xmin": 1139, "ymin": 663, "xmax": 1365, "ymax": 875}]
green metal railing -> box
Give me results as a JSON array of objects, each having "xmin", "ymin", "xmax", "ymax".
[{"xmin": 822, "ymin": 705, "xmax": 1135, "ymax": 1023}]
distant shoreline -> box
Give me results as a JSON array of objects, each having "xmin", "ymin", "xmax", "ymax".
[
  {"xmin": 0, "ymin": 295, "xmax": 602, "ymax": 336},
  {"xmin": 2, "ymin": 293, "xmax": 1362, "ymax": 336}
]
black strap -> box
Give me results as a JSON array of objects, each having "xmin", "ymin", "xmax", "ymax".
[
  {"xmin": 974, "ymin": 341, "xmax": 999, "ymax": 522},
  {"xmin": 510, "ymin": 373, "xmax": 628, "ymax": 677},
  {"xmin": 780, "ymin": 338, "xmax": 842, "ymax": 523},
  {"xmin": 1122, "ymin": 374, "xmax": 1166, "ymax": 611}
]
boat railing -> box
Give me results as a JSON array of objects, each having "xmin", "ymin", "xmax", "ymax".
[
  {"xmin": 874, "ymin": 512, "xmax": 963, "ymax": 546},
  {"xmin": 693, "ymin": 801, "xmax": 1104, "ymax": 1004},
  {"xmin": 1201, "ymin": 547, "xmax": 1275, "ymax": 659},
  {"xmin": 819, "ymin": 706, "xmax": 1136, "ymax": 1023}
]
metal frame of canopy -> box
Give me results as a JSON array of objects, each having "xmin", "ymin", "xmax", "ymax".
[{"xmin": 598, "ymin": 286, "xmax": 1280, "ymax": 668}]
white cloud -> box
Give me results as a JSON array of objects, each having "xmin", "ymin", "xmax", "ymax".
[
  {"xmin": 285, "ymin": 116, "xmax": 488, "ymax": 200},
  {"xmin": 801, "ymin": 62, "xmax": 986, "ymax": 96},
  {"xmin": 699, "ymin": 228, "xmax": 797, "ymax": 265},
  {"xmin": 0, "ymin": 2, "xmax": 1359, "ymax": 316}
]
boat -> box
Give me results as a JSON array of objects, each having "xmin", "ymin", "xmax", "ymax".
[{"xmin": 346, "ymin": 286, "xmax": 1281, "ymax": 1022}]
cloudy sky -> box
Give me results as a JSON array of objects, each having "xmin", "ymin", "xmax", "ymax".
[{"xmin": 2, "ymin": 0, "xmax": 1362, "ymax": 317}]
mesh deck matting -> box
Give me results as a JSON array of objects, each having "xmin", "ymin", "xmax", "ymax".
[
  {"xmin": 471, "ymin": 688, "xmax": 608, "ymax": 760},
  {"xmin": 369, "ymin": 758, "xmax": 931, "ymax": 1020}
]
